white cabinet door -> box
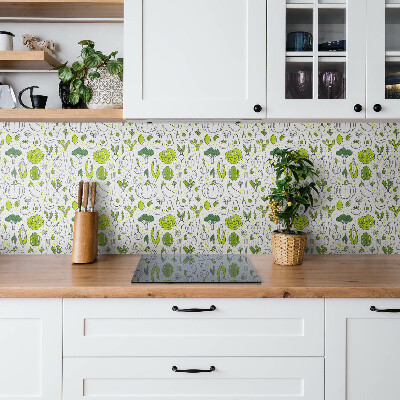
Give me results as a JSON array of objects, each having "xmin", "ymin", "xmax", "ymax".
[
  {"xmin": 64, "ymin": 357, "xmax": 324, "ymax": 400},
  {"xmin": 267, "ymin": 0, "xmax": 366, "ymax": 119},
  {"xmin": 0, "ymin": 299, "xmax": 62, "ymax": 400},
  {"xmin": 64, "ymin": 298, "xmax": 324, "ymax": 357},
  {"xmin": 366, "ymin": 0, "xmax": 400, "ymax": 118},
  {"xmin": 124, "ymin": 0, "xmax": 266, "ymax": 120},
  {"xmin": 326, "ymin": 299, "xmax": 400, "ymax": 400}
]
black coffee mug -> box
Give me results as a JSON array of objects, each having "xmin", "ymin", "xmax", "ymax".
[
  {"xmin": 287, "ymin": 31, "xmax": 313, "ymax": 52},
  {"xmin": 18, "ymin": 86, "xmax": 47, "ymax": 109}
]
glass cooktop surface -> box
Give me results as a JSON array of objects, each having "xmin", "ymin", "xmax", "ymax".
[{"xmin": 131, "ymin": 254, "xmax": 261, "ymax": 284}]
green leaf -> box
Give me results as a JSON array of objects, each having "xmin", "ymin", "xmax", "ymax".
[
  {"xmin": 78, "ymin": 85, "xmax": 91, "ymax": 103},
  {"xmin": 78, "ymin": 40, "xmax": 95, "ymax": 46},
  {"xmin": 72, "ymin": 61, "xmax": 84, "ymax": 71},
  {"xmin": 106, "ymin": 60, "xmax": 123, "ymax": 75},
  {"xmin": 68, "ymin": 91, "xmax": 80, "ymax": 105},
  {"xmin": 88, "ymin": 71, "xmax": 100, "ymax": 80},
  {"xmin": 81, "ymin": 46, "xmax": 95, "ymax": 59},
  {"xmin": 109, "ymin": 51, "xmax": 118, "ymax": 59},
  {"xmin": 73, "ymin": 69, "xmax": 85, "ymax": 80},
  {"xmin": 84, "ymin": 53, "xmax": 103, "ymax": 68},
  {"xmin": 70, "ymin": 79, "xmax": 83, "ymax": 90},
  {"xmin": 58, "ymin": 66, "xmax": 73, "ymax": 83}
]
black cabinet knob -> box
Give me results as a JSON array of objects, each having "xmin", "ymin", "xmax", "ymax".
[
  {"xmin": 373, "ymin": 104, "xmax": 382, "ymax": 112},
  {"xmin": 354, "ymin": 104, "xmax": 362, "ymax": 112},
  {"xmin": 254, "ymin": 104, "xmax": 262, "ymax": 113}
]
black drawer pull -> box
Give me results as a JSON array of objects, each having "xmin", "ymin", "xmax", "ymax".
[
  {"xmin": 172, "ymin": 305, "xmax": 216, "ymax": 312},
  {"xmin": 172, "ymin": 366, "xmax": 216, "ymax": 373},
  {"xmin": 370, "ymin": 306, "xmax": 400, "ymax": 313}
]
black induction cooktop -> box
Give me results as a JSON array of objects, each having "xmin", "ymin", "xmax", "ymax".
[{"xmin": 131, "ymin": 254, "xmax": 261, "ymax": 284}]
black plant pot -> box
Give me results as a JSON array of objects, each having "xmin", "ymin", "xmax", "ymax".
[{"xmin": 59, "ymin": 82, "xmax": 83, "ymax": 109}]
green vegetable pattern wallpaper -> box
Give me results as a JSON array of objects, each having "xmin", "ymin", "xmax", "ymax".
[{"xmin": 0, "ymin": 122, "xmax": 399, "ymax": 255}]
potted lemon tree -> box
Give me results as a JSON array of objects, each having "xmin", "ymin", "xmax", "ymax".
[{"xmin": 267, "ymin": 148, "xmax": 319, "ymax": 265}]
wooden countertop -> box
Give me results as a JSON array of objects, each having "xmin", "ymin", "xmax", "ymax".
[{"xmin": 0, "ymin": 254, "xmax": 400, "ymax": 298}]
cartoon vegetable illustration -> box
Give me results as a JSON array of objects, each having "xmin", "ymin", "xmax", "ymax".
[
  {"xmin": 159, "ymin": 148, "xmax": 176, "ymax": 164},
  {"xmin": 229, "ymin": 263, "xmax": 240, "ymax": 277},
  {"xmin": 336, "ymin": 214, "xmax": 353, "ymax": 226},
  {"xmin": 98, "ymin": 232, "xmax": 107, "ymax": 246},
  {"xmin": 138, "ymin": 214, "xmax": 154, "ymax": 228},
  {"xmin": 159, "ymin": 214, "xmax": 176, "ymax": 230},
  {"xmin": 229, "ymin": 232, "xmax": 239, "ymax": 247},
  {"xmin": 27, "ymin": 215, "xmax": 44, "ymax": 230},
  {"xmin": 358, "ymin": 149, "xmax": 375, "ymax": 164},
  {"xmin": 361, "ymin": 166, "xmax": 371, "ymax": 180},
  {"xmin": 225, "ymin": 149, "xmax": 243, "ymax": 164},
  {"xmin": 5, "ymin": 147, "xmax": 22, "ymax": 159},
  {"xmin": 162, "ymin": 166, "xmax": 173, "ymax": 180},
  {"xmin": 358, "ymin": 215, "xmax": 375, "ymax": 230},
  {"xmin": 202, "ymin": 181, "xmax": 223, "ymax": 199},
  {"xmin": 5, "ymin": 214, "xmax": 22, "ymax": 228},
  {"xmin": 30, "ymin": 166, "xmax": 40, "ymax": 180},
  {"xmin": 30, "ymin": 232, "xmax": 40, "ymax": 247},
  {"xmin": 225, "ymin": 215, "xmax": 243, "ymax": 230},
  {"xmin": 204, "ymin": 147, "xmax": 220, "ymax": 164},
  {"xmin": 204, "ymin": 214, "xmax": 220, "ymax": 229},
  {"xmin": 229, "ymin": 166, "xmax": 240, "ymax": 181},
  {"xmin": 93, "ymin": 148, "xmax": 109, "ymax": 164},
  {"xmin": 27, "ymin": 149, "xmax": 44, "ymax": 164},
  {"xmin": 336, "ymin": 148, "xmax": 353, "ymax": 163},
  {"xmin": 98, "ymin": 215, "xmax": 110, "ymax": 230},
  {"xmin": 361, "ymin": 232, "xmax": 372, "ymax": 246},
  {"xmin": 293, "ymin": 215, "xmax": 309, "ymax": 230},
  {"xmin": 162, "ymin": 232, "xmax": 173, "ymax": 247},
  {"xmin": 138, "ymin": 147, "xmax": 154, "ymax": 163},
  {"xmin": 96, "ymin": 166, "xmax": 107, "ymax": 180},
  {"xmin": 71, "ymin": 148, "xmax": 88, "ymax": 158},
  {"xmin": 162, "ymin": 263, "xmax": 173, "ymax": 277}
]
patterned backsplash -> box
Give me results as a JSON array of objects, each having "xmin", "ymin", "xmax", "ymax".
[{"xmin": 0, "ymin": 122, "xmax": 398, "ymax": 254}]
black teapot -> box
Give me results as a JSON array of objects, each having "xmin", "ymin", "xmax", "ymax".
[{"xmin": 18, "ymin": 86, "xmax": 47, "ymax": 109}]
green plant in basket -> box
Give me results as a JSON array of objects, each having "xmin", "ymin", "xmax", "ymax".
[
  {"xmin": 56, "ymin": 40, "xmax": 123, "ymax": 105},
  {"xmin": 267, "ymin": 148, "xmax": 319, "ymax": 233}
]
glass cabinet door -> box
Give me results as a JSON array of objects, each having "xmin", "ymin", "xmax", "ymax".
[
  {"xmin": 367, "ymin": 0, "xmax": 400, "ymax": 118},
  {"xmin": 267, "ymin": 0, "xmax": 366, "ymax": 119}
]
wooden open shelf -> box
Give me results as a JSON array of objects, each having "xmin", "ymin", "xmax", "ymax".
[
  {"xmin": 0, "ymin": 109, "xmax": 124, "ymax": 122},
  {"xmin": 0, "ymin": 51, "xmax": 62, "ymax": 70},
  {"xmin": 0, "ymin": 0, "xmax": 123, "ymax": 19}
]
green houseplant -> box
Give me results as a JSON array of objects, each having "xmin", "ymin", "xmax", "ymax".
[
  {"xmin": 267, "ymin": 148, "xmax": 319, "ymax": 265},
  {"xmin": 57, "ymin": 40, "xmax": 123, "ymax": 109}
]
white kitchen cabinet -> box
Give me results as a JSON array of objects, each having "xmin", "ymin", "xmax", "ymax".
[
  {"xmin": 63, "ymin": 298, "xmax": 324, "ymax": 357},
  {"xmin": 267, "ymin": 0, "xmax": 366, "ymax": 119},
  {"xmin": 124, "ymin": 0, "xmax": 266, "ymax": 120},
  {"xmin": 63, "ymin": 357, "xmax": 324, "ymax": 400},
  {"xmin": 0, "ymin": 299, "xmax": 62, "ymax": 400},
  {"xmin": 366, "ymin": 0, "xmax": 400, "ymax": 118},
  {"xmin": 326, "ymin": 299, "xmax": 400, "ymax": 400}
]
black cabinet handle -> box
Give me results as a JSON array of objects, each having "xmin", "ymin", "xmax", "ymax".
[
  {"xmin": 373, "ymin": 104, "xmax": 382, "ymax": 112},
  {"xmin": 172, "ymin": 366, "xmax": 216, "ymax": 373},
  {"xmin": 354, "ymin": 104, "xmax": 362, "ymax": 112},
  {"xmin": 172, "ymin": 305, "xmax": 216, "ymax": 312},
  {"xmin": 254, "ymin": 104, "xmax": 262, "ymax": 113},
  {"xmin": 370, "ymin": 306, "xmax": 400, "ymax": 313}
]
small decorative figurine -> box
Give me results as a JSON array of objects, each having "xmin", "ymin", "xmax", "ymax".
[{"xmin": 22, "ymin": 34, "xmax": 56, "ymax": 57}]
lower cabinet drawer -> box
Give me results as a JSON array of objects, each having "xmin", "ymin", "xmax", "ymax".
[
  {"xmin": 63, "ymin": 357, "xmax": 324, "ymax": 400},
  {"xmin": 63, "ymin": 298, "xmax": 324, "ymax": 356}
]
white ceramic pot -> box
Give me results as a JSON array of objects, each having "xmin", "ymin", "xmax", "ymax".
[
  {"xmin": 0, "ymin": 31, "xmax": 14, "ymax": 51},
  {"xmin": 84, "ymin": 66, "xmax": 123, "ymax": 109}
]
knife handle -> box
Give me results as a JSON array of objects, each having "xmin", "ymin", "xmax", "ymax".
[
  {"xmin": 91, "ymin": 182, "xmax": 96, "ymax": 210},
  {"xmin": 83, "ymin": 182, "xmax": 89, "ymax": 211},
  {"xmin": 77, "ymin": 181, "xmax": 83, "ymax": 211}
]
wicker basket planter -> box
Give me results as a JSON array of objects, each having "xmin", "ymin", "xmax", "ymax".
[{"xmin": 271, "ymin": 231, "xmax": 307, "ymax": 266}]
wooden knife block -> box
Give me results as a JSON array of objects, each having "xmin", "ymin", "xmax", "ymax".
[{"xmin": 72, "ymin": 211, "xmax": 98, "ymax": 264}]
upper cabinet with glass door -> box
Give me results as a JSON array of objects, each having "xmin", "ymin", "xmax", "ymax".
[
  {"xmin": 267, "ymin": 0, "xmax": 366, "ymax": 119},
  {"xmin": 367, "ymin": 0, "xmax": 400, "ymax": 118}
]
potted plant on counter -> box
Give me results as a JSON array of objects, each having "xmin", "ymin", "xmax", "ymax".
[
  {"xmin": 266, "ymin": 148, "xmax": 319, "ymax": 266},
  {"xmin": 57, "ymin": 40, "xmax": 123, "ymax": 109}
]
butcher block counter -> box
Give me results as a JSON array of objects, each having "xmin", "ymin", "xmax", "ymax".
[{"xmin": 0, "ymin": 254, "xmax": 400, "ymax": 298}]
